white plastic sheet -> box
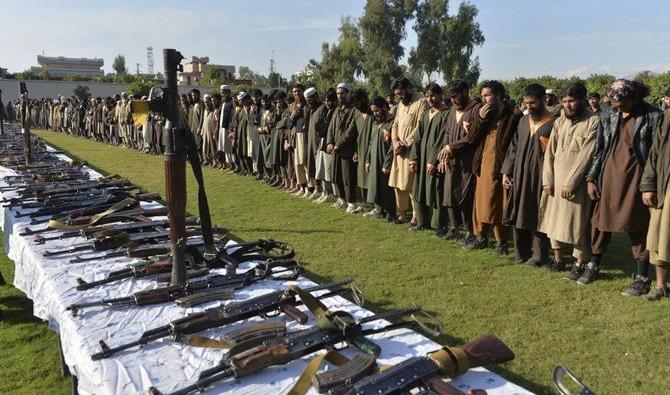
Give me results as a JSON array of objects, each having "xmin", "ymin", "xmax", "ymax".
[{"xmin": 0, "ymin": 152, "xmax": 533, "ymax": 395}]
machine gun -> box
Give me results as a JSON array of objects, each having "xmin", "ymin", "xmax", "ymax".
[
  {"xmin": 74, "ymin": 239, "xmax": 295, "ymax": 289},
  {"xmin": 90, "ymin": 278, "xmax": 360, "ymax": 360},
  {"xmin": 147, "ymin": 306, "xmax": 441, "ymax": 395},
  {"xmin": 66, "ymin": 258, "xmax": 302, "ymax": 316},
  {"xmin": 32, "ymin": 217, "xmax": 196, "ymax": 245}
]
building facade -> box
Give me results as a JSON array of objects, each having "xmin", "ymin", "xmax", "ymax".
[
  {"xmin": 31, "ymin": 55, "xmax": 104, "ymax": 79},
  {"xmin": 178, "ymin": 56, "xmax": 235, "ymax": 86}
]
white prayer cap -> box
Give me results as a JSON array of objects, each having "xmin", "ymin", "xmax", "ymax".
[
  {"xmin": 204, "ymin": 94, "xmax": 211, "ymax": 99},
  {"xmin": 336, "ymin": 82, "xmax": 350, "ymax": 91},
  {"xmin": 121, "ymin": 91, "xmax": 127, "ymax": 96},
  {"xmin": 237, "ymin": 92, "xmax": 249, "ymax": 101},
  {"xmin": 303, "ymin": 87, "xmax": 317, "ymax": 98},
  {"xmin": 220, "ymin": 84, "xmax": 231, "ymax": 91},
  {"xmin": 545, "ymin": 89, "xmax": 554, "ymax": 95}
]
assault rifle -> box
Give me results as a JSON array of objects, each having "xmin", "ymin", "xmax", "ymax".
[
  {"xmin": 7, "ymin": 185, "xmax": 146, "ymax": 209},
  {"xmin": 14, "ymin": 191, "xmax": 160, "ymax": 219},
  {"xmin": 43, "ymin": 226, "xmax": 225, "ymax": 259},
  {"xmin": 74, "ymin": 238, "xmax": 295, "ymax": 289},
  {"xmin": 32, "ymin": 217, "xmax": 196, "ymax": 245},
  {"xmin": 147, "ymin": 306, "xmax": 441, "ymax": 395},
  {"xmin": 66, "ymin": 258, "xmax": 302, "ymax": 316},
  {"xmin": 319, "ymin": 335, "xmax": 515, "ymax": 395},
  {"xmin": 90, "ymin": 278, "xmax": 360, "ymax": 360},
  {"xmin": 19, "ymin": 206, "xmax": 169, "ymax": 236},
  {"xmin": 27, "ymin": 202, "xmax": 168, "ymax": 226}
]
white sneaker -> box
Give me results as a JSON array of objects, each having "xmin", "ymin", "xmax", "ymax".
[
  {"xmin": 350, "ymin": 204, "xmax": 364, "ymax": 214},
  {"xmin": 345, "ymin": 203, "xmax": 357, "ymax": 213},
  {"xmin": 363, "ymin": 209, "xmax": 378, "ymax": 217}
]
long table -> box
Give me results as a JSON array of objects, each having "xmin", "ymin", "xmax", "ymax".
[{"xmin": 0, "ymin": 149, "xmax": 533, "ymax": 395}]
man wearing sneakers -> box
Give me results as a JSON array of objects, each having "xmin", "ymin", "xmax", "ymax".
[{"xmin": 581, "ymin": 80, "xmax": 662, "ymax": 292}]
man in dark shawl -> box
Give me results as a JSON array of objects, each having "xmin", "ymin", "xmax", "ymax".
[
  {"xmin": 409, "ymin": 83, "xmax": 449, "ymax": 234},
  {"xmin": 501, "ymin": 83, "xmax": 556, "ymax": 266},
  {"xmin": 366, "ymin": 97, "xmax": 396, "ymax": 221}
]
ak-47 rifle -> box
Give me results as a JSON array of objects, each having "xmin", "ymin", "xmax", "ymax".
[
  {"xmin": 14, "ymin": 191, "xmax": 160, "ymax": 219},
  {"xmin": 19, "ymin": 206, "xmax": 169, "ymax": 236},
  {"xmin": 147, "ymin": 306, "xmax": 441, "ymax": 395},
  {"xmin": 315, "ymin": 335, "xmax": 515, "ymax": 395},
  {"xmin": 90, "ymin": 278, "xmax": 360, "ymax": 360},
  {"xmin": 43, "ymin": 226, "xmax": 226, "ymax": 260},
  {"xmin": 18, "ymin": 82, "xmax": 30, "ymax": 164},
  {"xmin": 74, "ymin": 238, "xmax": 295, "ymax": 289},
  {"xmin": 66, "ymin": 258, "xmax": 302, "ymax": 316},
  {"xmin": 32, "ymin": 217, "xmax": 197, "ymax": 245}
]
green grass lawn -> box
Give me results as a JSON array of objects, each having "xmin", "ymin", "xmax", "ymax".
[{"xmin": 2, "ymin": 128, "xmax": 667, "ymax": 394}]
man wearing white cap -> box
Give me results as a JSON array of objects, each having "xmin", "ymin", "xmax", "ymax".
[
  {"xmin": 545, "ymin": 89, "xmax": 560, "ymax": 114},
  {"xmin": 327, "ymin": 82, "xmax": 358, "ymax": 211}
]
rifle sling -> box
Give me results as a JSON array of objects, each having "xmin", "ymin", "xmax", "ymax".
[
  {"xmin": 427, "ymin": 345, "xmax": 470, "ymax": 377},
  {"xmin": 287, "ymin": 350, "xmax": 350, "ymax": 395},
  {"xmin": 181, "ymin": 123, "xmax": 214, "ymax": 253},
  {"xmin": 46, "ymin": 197, "xmax": 137, "ymax": 230}
]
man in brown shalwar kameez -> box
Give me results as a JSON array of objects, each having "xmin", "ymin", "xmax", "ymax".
[
  {"xmin": 437, "ymin": 80, "xmax": 480, "ymax": 244},
  {"xmin": 640, "ymin": 108, "xmax": 670, "ymax": 300},
  {"xmin": 465, "ymin": 81, "xmax": 521, "ymax": 255},
  {"xmin": 501, "ymin": 83, "xmax": 556, "ymax": 266},
  {"xmin": 582, "ymin": 80, "xmax": 663, "ymax": 293}
]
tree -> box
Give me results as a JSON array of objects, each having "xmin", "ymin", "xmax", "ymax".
[
  {"xmin": 114, "ymin": 73, "xmax": 135, "ymax": 84},
  {"xmin": 15, "ymin": 69, "xmax": 40, "ymax": 80},
  {"xmin": 73, "ymin": 85, "xmax": 91, "ymax": 102},
  {"xmin": 585, "ymin": 73, "xmax": 615, "ymax": 96},
  {"xmin": 359, "ymin": 0, "xmax": 416, "ymax": 95},
  {"xmin": 409, "ymin": 0, "xmax": 446, "ymax": 83},
  {"xmin": 311, "ymin": 16, "xmax": 364, "ymax": 93},
  {"xmin": 237, "ymin": 66, "xmax": 269, "ymax": 86},
  {"xmin": 268, "ymin": 71, "xmax": 283, "ymax": 88},
  {"xmin": 63, "ymin": 74, "xmax": 86, "ymax": 81},
  {"xmin": 38, "ymin": 70, "xmax": 50, "ymax": 80},
  {"xmin": 128, "ymin": 77, "xmax": 157, "ymax": 98},
  {"xmin": 112, "ymin": 55, "xmax": 128, "ymax": 75},
  {"xmin": 200, "ymin": 66, "xmax": 233, "ymax": 88},
  {"xmin": 439, "ymin": 1, "xmax": 485, "ymax": 87}
]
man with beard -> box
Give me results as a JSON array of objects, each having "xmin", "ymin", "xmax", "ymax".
[
  {"xmin": 366, "ymin": 96, "xmax": 396, "ymax": 221},
  {"xmin": 466, "ymin": 81, "xmax": 521, "ymax": 254},
  {"xmin": 288, "ymin": 84, "xmax": 310, "ymax": 196},
  {"xmin": 326, "ymin": 83, "xmax": 357, "ymax": 212},
  {"xmin": 437, "ymin": 80, "xmax": 480, "ymax": 244},
  {"xmin": 303, "ymin": 87, "xmax": 324, "ymax": 199},
  {"xmin": 539, "ymin": 83, "xmax": 600, "ymax": 273},
  {"xmin": 218, "ymin": 85, "xmax": 234, "ymax": 170},
  {"xmin": 546, "ymin": 89, "xmax": 561, "ymax": 114},
  {"xmin": 347, "ymin": 89, "xmax": 373, "ymax": 213},
  {"xmin": 249, "ymin": 89, "xmax": 264, "ymax": 179},
  {"xmin": 235, "ymin": 92, "xmax": 253, "ymax": 175},
  {"xmin": 314, "ymin": 89, "xmax": 338, "ymax": 203},
  {"xmin": 587, "ymin": 92, "xmax": 605, "ymax": 118},
  {"xmin": 188, "ymin": 89, "xmax": 204, "ymax": 161},
  {"xmin": 501, "ymin": 83, "xmax": 556, "ymax": 266},
  {"xmin": 388, "ymin": 76, "xmax": 429, "ymax": 223},
  {"xmin": 583, "ymin": 80, "xmax": 663, "ymax": 292},
  {"xmin": 409, "ymin": 83, "xmax": 449, "ymax": 233},
  {"xmin": 270, "ymin": 91, "xmax": 291, "ymax": 188},
  {"xmin": 640, "ymin": 106, "xmax": 670, "ymax": 300},
  {"xmin": 200, "ymin": 94, "xmax": 217, "ymax": 165}
]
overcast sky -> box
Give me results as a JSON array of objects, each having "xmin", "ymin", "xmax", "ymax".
[{"xmin": 1, "ymin": 0, "xmax": 669, "ymax": 81}]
